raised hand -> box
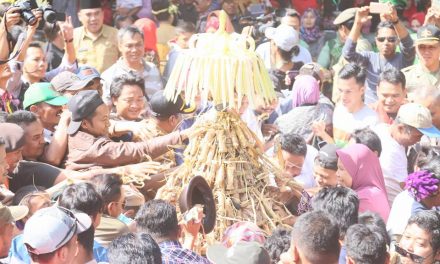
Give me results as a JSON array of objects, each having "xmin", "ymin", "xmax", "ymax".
[
  {"xmin": 380, "ymin": 3, "xmax": 398, "ymax": 23},
  {"xmin": 59, "ymin": 16, "xmax": 74, "ymax": 42},
  {"xmin": 4, "ymin": 7, "xmax": 21, "ymax": 29},
  {"xmin": 355, "ymin": 6, "xmax": 372, "ymax": 25}
]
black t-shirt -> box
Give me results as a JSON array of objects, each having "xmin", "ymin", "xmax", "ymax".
[
  {"xmin": 268, "ymin": 62, "xmax": 304, "ymax": 92},
  {"xmin": 8, "ymin": 160, "xmax": 60, "ymax": 192}
]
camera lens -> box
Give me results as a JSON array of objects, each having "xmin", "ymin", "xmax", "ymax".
[
  {"xmin": 44, "ymin": 9, "xmax": 56, "ymax": 24},
  {"xmin": 22, "ymin": 10, "xmax": 37, "ymax": 25}
]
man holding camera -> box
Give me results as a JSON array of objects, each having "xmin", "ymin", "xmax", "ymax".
[{"xmin": 74, "ymin": 0, "xmax": 119, "ymax": 73}]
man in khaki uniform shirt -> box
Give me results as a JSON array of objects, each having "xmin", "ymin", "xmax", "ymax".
[
  {"xmin": 74, "ymin": 0, "xmax": 119, "ymax": 73},
  {"xmin": 402, "ymin": 25, "xmax": 440, "ymax": 102}
]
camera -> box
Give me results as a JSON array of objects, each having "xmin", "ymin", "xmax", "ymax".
[
  {"xmin": 40, "ymin": 5, "xmax": 57, "ymax": 24},
  {"xmin": 11, "ymin": 0, "xmax": 65, "ymax": 26},
  {"xmin": 11, "ymin": 0, "xmax": 38, "ymax": 26}
]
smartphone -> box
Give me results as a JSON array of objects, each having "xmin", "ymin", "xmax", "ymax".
[{"xmin": 369, "ymin": 2, "xmax": 388, "ymax": 14}]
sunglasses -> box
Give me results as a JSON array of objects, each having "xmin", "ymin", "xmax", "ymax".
[
  {"xmin": 377, "ymin": 36, "xmax": 398, "ymax": 43},
  {"xmin": 54, "ymin": 207, "xmax": 79, "ymax": 250},
  {"xmin": 395, "ymin": 244, "xmax": 426, "ymax": 263}
]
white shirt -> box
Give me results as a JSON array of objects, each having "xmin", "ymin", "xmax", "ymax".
[
  {"xmin": 387, "ymin": 190, "xmax": 425, "ymax": 238},
  {"xmin": 266, "ymin": 145, "xmax": 317, "ymax": 189},
  {"xmin": 255, "ymin": 41, "xmax": 313, "ymax": 70},
  {"xmin": 43, "ymin": 128, "xmax": 53, "ymax": 143},
  {"xmin": 295, "ymin": 145, "xmax": 318, "ymax": 189},
  {"xmin": 333, "ymin": 104, "xmax": 379, "ymax": 146},
  {"xmin": 373, "ymin": 123, "xmax": 408, "ymax": 205}
]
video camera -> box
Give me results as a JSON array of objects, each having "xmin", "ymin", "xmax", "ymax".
[
  {"xmin": 238, "ymin": 3, "xmax": 276, "ymax": 45},
  {"xmin": 11, "ymin": 0, "xmax": 65, "ymax": 26}
]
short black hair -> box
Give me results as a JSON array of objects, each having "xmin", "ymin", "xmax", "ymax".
[
  {"xmin": 406, "ymin": 210, "xmax": 440, "ymax": 253},
  {"xmin": 311, "ymin": 187, "xmax": 359, "ymax": 238},
  {"xmin": 11, "ymin": 185, "xmax": 46, "ymax": 206},
  {"xmin": 77, "ymin": 226, "xmax": 95, "ymax": 253},
  {"xmin": 377, "ymin": 21, "xmax": 395, "ymax": 34},
  {"xmin": 421, "ymin": 156, "xmax": 440, "ymax": 180},
  {"xmin": 108, "ymin": 232, "xmax": 162, "ymax": 264},
  {"xmin": 175, "ymin": 21, "xmax": 196, "ymax": 34},
  {"xmin": 338, "ymin": 63, "xmax": 367, "ymax": 86},
  {"xmin": 276, "ymin": 45, "xmax": 300, "ymax": 61},
  {"xmin": 28, "ymin": 42, "xmax": 43, "ymax": 50},
  {"xmin": 292, "ymin": 211, "xmax": 340, "ymax": 264},
  {"xmin": 151, "ymin": 0, "xmax": 171, "ymax": 21},
  {"xmin": 58, "ymin": 182, "xmax": 103, "ymax": 217},
  {"xmin": 351, "ymin": 128, "xmax": 382, "ymax": 156},
  {"xmin": 135, "ymin": 199, "xmax": 179, "ymax": 239},
  {"xmin": 6, "ymin": 110, "xmax": 38, "ymax": 127},
  {"xmin": 91, "ymin": 174, "xmax": 123, "ymax": 214},
  {"xmin": 345, "ymin": 224, "xmax": 388, "ymax": 264},
  {"xmin": 285, "ymin": 9, "xmax": 300, "ymax": 19},
  {"xmin": 110, "ymin": 74, "xmax": 146, "ymax": 99},
  {"xmin": 414, "ymin": 146, "xmax": 440, "ymax": 170},
  {"xmin": 264, "ymin": 227, "xmax": 291, "ymax": 264},
  {"xmin": 280, "ymin": 133, "xmax": 307, "ymax": 157},
  {"xmin": 358, "ymin": 211, "xmax": 390, "ymax": 245},
  {"xmin": 379, "ymin": 68, "xmax": 406, "ymax": 89}
]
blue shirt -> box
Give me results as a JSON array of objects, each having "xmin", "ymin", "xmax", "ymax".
[{"xmin": 9, "ymin": 235, "xmax": 108, "ymax": 263}]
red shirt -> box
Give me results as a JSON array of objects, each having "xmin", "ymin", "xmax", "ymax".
[{"xmin": 290, "ymin": 0, "xmax": 320, "ymax": 15}]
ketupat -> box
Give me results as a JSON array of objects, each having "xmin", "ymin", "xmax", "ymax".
[
  {"xmin": 157, "ymin": 110, "xmax": 303, "ymax": 240},
  {"xmin": 164, "ymin": 11, "xmax": 276, "ymax": 110},
  {"xmin": 156, "ymin": 11, "xmax": 303, "ymax": 242}
]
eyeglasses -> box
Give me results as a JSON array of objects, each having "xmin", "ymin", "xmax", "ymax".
[
  {"xmin": 54, "ymin": 207, "xmax": 78, "ymax": 250},
  {"xmin": 395, "ymin": 244, "xmax": 427, "ymax": 264},
  {"xmin": 377, "ymin": 36, "xmax": 398, "ymax": 43}
]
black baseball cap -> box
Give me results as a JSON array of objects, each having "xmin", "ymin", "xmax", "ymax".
[
  {"xmin": 67, "ymin": 90, "xmax": 104, "ymax": 135},
  {"xmin": 315, "ymin": 144, "xmax": 339, "ymax": 171},
  {"xmin": 150, "ymin": 91, "xmax": 196, "ymax": 118}
]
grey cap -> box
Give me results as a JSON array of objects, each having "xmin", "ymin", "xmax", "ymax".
[
  {"xmin": 333, "ymin": 7, "xmax": 358, "ymax": 25},
  {"xmin": 51, "ymin": 71, "xmax": 89, "ymax": 93}
]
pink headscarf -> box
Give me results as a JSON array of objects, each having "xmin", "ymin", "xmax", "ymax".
[
  {"xmin": 221, "ymin": 221, "xmax": 266, "ymax": 248},
  {"xmin": 337, "ymin": 144, "xmax": 390, "ymax": 222},
  {"xmin": 291, "ymin": 75, "xmax": 320, "ymax": 108},
  {"xmin": 134, "ymin": 18, "xmax": 158, "ymax": 53}
]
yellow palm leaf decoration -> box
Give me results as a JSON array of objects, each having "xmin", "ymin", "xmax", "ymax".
[{"xmin": 164, "ymin": 10, "xmax": 276, "ymax": 110}]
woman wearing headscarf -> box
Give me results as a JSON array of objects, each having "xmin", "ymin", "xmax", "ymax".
[
  {"xmin": 336, "ymin": 143, "xmax": 390, "ymax": 221},
  {"xmin": 275, "ymin": 75, "xmax": 333, "ymax": 144},
  {"xmin": 299, "ymin": 8, "xmax": 325, "ymax": 60}
]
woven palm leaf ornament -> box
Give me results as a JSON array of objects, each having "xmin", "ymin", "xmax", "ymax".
[
  {"xmin": 159, "ymin": 11, "xmax": 301, "ymax": 241},
  {"xmin": 164, "ymin": 10, "xmax": 276, "ymax": 110}
]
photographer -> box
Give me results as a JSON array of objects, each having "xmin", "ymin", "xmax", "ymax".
[{"xmin": 5, "ymin": 8, "xmax": 77, "ymax": 110}]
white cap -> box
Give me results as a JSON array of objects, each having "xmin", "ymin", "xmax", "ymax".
[
  {"xmin": 23, "ymin": 206, "xmax": 92, "ymax": 255},
  {"xmin": 265, "ymin": 24, "xmax": 299, "ymax": 52},
  {"xmin": 397, "ymin": 103, "xmax": 440, "ymax": 137}
]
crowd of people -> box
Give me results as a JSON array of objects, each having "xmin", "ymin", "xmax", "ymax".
[{"xmin": 0, "ymin": 0, "xmax": 438, "ymax": 263}]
